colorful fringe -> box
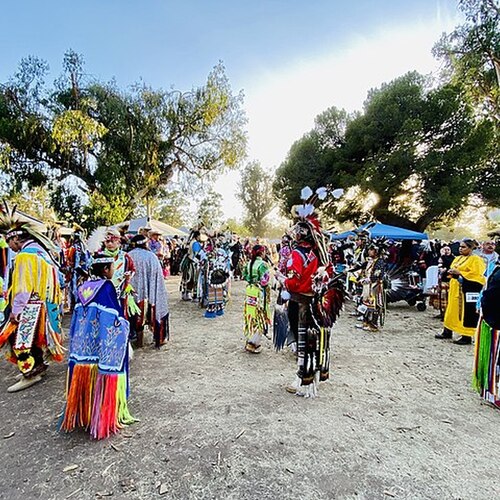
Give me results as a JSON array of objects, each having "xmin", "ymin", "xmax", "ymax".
[
  {"xmin": 60, "ymin": 364, "xmax": 136, "ymax": 439},
  {"xmin": 473, "ymin": 320, "xmax": 500, "ymax": 408},
  {"xmin": 243, "ymin": 284, "xmax": 270, "ymax": 340}
]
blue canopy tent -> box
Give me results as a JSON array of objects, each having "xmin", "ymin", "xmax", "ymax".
[
  {"xmin": 330, "ymin": 230, "xmax": 357, "ymax": 240},
  {"xmin": 330, "ymin": 222, "xmax": 428, "ymax": 241}
]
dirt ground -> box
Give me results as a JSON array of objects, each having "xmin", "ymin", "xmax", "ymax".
[{"xmin": 1, "ymin": 276, "xmax": 499, "ymax": 500}]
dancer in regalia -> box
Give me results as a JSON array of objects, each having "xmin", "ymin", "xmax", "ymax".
[
  {"xmin": 0, "ymin": 205, "xmax": 64, "ymax": 392},
  {"xmin": 102, "ymin": 228, "xmax": 137, "ymax": 319},
  {"xmin": 278, "ymin": 186, "xmax": 344, "ymax": 398},
  {"xmin": 243, "ymin": 245, "xmax": 271, "ymax": 353},
  {"xmin": 356, "ymin": 245, "xmax": 386, "ymax": 332},
  {"xmin": 205, "ymin": 243, "xmax": 230, "ymax": 318},
  {"xmin": 180, "ymin": 230, "xmax": 206, "ymax": 301},
  {"xmin": 473, "ymin": 256, "xmax": 500, "ymax": 407},
  {"xmin": 128, "ymin": 235, "xmax": 170, "ymax": 348},
  {"xmin": 60, "ymin": 253, "xmax": 135, "ymax": 439},
  {"xmin": 65, "ymin": 228, "xmax": 90, "ymax": 312},
  {"xmin": 0, "ymin": 235, "xmax": 10, "ymax": 324}
]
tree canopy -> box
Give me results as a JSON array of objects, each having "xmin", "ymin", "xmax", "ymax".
[
  {"xmin": 196, "ymin": 188, "xmax": 224, "ymax": 229},
  {"xmin": 274, "ymin": 72, "xmax": 498, "ymax": 231},
  {"xmin": 433, "ymin": 0, "xmax": 500, "ymax": 125},
  {"xmin": 238, "ymin": 161, "xmax": 275, "ymax": 236},
  {"xmin": 0, "ymin": 50, "xmax": 247, "ymax": 228}
]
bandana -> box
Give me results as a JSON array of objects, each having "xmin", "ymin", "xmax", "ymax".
[{"xmin": 92, "ymin": 256, "xmax": 115, "ymax": 265}]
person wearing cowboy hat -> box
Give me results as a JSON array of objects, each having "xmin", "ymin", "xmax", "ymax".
[{"xmin": 148, "ymin": 229, "xmax": 163, "ymax": 257}]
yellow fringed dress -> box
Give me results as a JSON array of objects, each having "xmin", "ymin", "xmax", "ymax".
[
  {"xmin": 0, "ymin": 242, "xmax": 64, "ymax": 374},
  {"xmin": 443, "ymin": 254, "xmax": 486, "ymax": 337}
]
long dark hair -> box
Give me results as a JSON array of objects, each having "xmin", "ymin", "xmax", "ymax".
[{"xmin": 249, "ymin": 245, "xmax": 266, "ymax": 278}]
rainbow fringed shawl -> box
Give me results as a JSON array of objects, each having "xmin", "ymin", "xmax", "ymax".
[{"xmin": 60, "ymin": 279, "xmax": 136, "ymax": 439}]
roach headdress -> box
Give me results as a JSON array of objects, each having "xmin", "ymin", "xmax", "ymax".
[{"xmin": 290, "ymin": 186, "xmax": 344, "ymax": 267}]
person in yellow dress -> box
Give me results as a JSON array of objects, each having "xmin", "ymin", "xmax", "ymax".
[{"xmin": 436, "ymin": 239, "xmax": 486, "ymax": 345}]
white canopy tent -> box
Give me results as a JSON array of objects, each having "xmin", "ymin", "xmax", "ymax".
[{"xmin": 112, "ymin": 217, "xmax": 186, "ymax": 237}]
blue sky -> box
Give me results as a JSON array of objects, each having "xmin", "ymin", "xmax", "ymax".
[
  {"xmin": 1, "ymin": 0, "xmax": 460, "ymax": 218},
  {"xmin": 2, "ymin": 1, "xmax": 457, "ymax": 88}
]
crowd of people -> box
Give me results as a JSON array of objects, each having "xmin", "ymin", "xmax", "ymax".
[
  {"xmin": 1, "ymin": 194, "xmax": 499, "ymax": 441},
  {"xmin": 0, "ymin": 211, "xmax": 171, "ymax": 439},
  {"xmin": 326, "ymin": 232, "xmax": 500, "ymax": 407}
]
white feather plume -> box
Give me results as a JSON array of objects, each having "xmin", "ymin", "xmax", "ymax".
[
  {"xmin": 297, "ymin": 204, "xmax": 314, "ymax": 217},
  {"xmin": 300, "ymin": 186, "xmax": 313, "ymax": 200},
  {"xmin": 316, "ymin": 187, "xmax": 328, "ymax": 200},
  {"xmin": 86, "ymin": 226, "xmax": 107, "ymax": 254}
]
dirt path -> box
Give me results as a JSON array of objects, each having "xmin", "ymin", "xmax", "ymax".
[{"xmin": 1, "ymin": 277, "xmax": 499, "ymax": 500}]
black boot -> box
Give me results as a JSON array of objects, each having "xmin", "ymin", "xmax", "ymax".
[
  {"xmin": 453, "ymin": 335, "xmax": 472, "ymax": 345},
  {"xmin": 435, "ymin": 328, "xmax": 452, "ymax": 339}
]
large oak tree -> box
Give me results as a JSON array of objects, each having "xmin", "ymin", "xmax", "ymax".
[
  {"xmin": 0, "ymin": 51, "xmax": 247, "ymax": 228},
  {"xmin": 274, "ymin": 72, "xmax": 498, "ymax": 231}
]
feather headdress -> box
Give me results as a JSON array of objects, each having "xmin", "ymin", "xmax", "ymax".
[
  {"xmin": 290, "ymin": 186, "xmax": 344, "ymax": 266},
  {"xmin": 87, "ymin": 226, "xmax": 108, "ymax": 254},
  {"xmin": 0, "ymin": 201, "xmax": 59, "ymax": 254}
]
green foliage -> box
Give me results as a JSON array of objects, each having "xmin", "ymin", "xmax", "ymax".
[
  {"xmin": 5, "ymin": 186, "xmax": 55, "ymax": 221},
  {"xmin": 0, "ymin": 52, "xmax": 247, "ymax": 229},
  {"xmin": 239, "ymin": 161, "xmax": 276, "ymax": 236},
  {"xmin": 50, "ymin": 184, "xmax": 84, "ymax": 224},
  {"xmin": 156, "ymin": 189, "xmax": 193, "ymax": 228},
  {"xmin": 82, "ymin": 191, "xmax": 132, "ymax": 230},
  {"xmin": 222, "ymin": 217, "xmax": 251, "ymax": 237},
  {"xmin": 52, "ymin": 110, "xmax": 107, "ymax": 153},
  {"xmin": 274, "ymin": 106, "xmax": 353, "ymax": 215},
  {"xmin": 196, "ymin": 188, "xmax": 224, "ymax": 229},
  {"xmin": 433, "ymin": 0, "xmax": 500, "ymax": 124},
  {"xmin": 275, "ymin": 72, "xmax": 497, "ymax": 231}
]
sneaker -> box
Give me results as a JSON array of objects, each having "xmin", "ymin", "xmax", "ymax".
[{"xmin": 8, "ymin": 375, "xmax": 42, "ymax": 393}]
